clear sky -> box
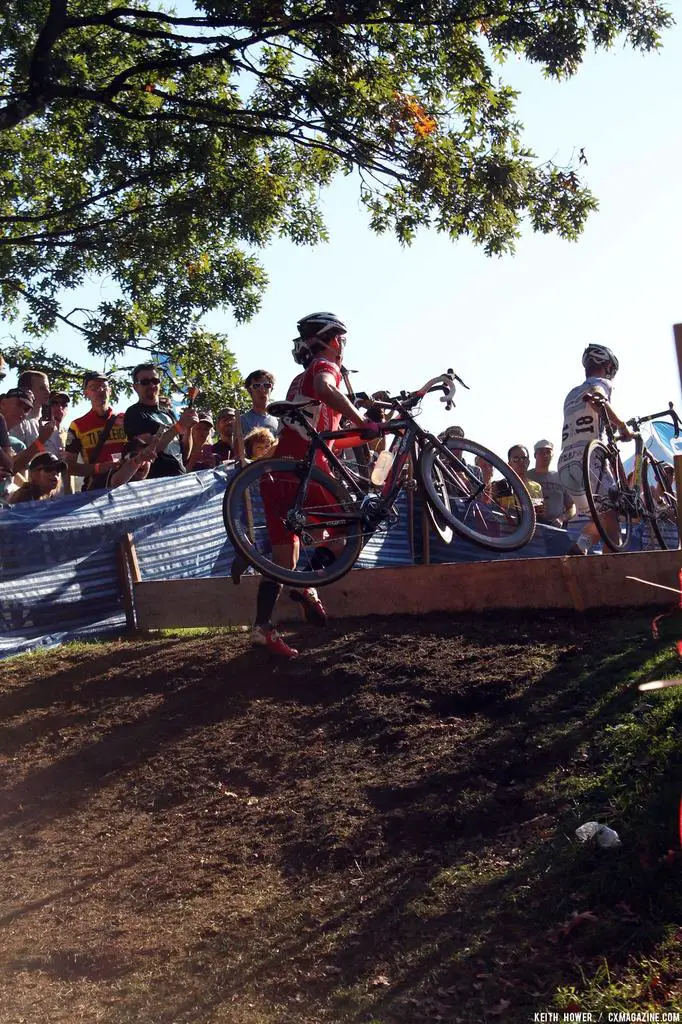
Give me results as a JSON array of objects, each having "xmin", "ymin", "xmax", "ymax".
[{"xmin": 4, "ymin": 17, "xmax": 682, "ymax": 461}]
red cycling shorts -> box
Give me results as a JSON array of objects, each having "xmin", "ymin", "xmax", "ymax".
[{"xmin": 259, "ymin": 471, "xmax": 343, "ymax": 547}]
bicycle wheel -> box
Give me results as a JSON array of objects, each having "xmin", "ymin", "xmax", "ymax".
[
  {"xmin": 418, "ymin": 438, "xmax": 536, "ymax": 551},
  {"xmin": 582, "ymin": 440, "xmax": 632, "ymax": 551},
  {"xmin": 223, "ymin": 457, "xmax": 364, "ymax": 587},
  {"xmin": 642, "ymin": 451, "xmax": 679, "ymax": 550}
]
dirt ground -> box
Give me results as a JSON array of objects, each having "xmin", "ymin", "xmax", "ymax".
[{"xmin": 0, "ymin": 610, "xmax": 680, "ymax": 1024}]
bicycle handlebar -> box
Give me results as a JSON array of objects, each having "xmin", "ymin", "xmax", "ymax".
[
  {"xmin": 397, "ymin": 369, "xmax": 469, "ymax": 412},
  {"xmin": 627, "ymin": 401, "xmax": 681, "ymax": 437},
  {"xmin": 340, "ymin": 367, "xmax": 470, "ymax": 415}
]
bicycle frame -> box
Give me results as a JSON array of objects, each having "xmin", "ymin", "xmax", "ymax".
[
  {"xmin": 601, "ymin": 401, "xmax": 679, "ymax": 502},
  {"xmin": 277, "ymin": 377, "xmax": 480, "ymax": 532}
]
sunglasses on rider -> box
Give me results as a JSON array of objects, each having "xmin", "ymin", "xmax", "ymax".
[
  {"xmin": 136, "ymin": 377, "xmax": 161, "ymax": 386},
  {"xmin": 249, "ymin": 381, "xmax": 273, "ymax": 391}
]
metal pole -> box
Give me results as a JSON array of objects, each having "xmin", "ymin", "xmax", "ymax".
[{"xmin": 674, "ymin": 324, "xmax": 682, "ymax": 400}]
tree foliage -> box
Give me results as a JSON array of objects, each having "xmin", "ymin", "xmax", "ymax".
[{"xmin": 0, "ymin": 0, "xmax": 673, "ymax": 396}]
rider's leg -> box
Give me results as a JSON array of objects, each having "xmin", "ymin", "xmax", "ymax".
[{"xmin": 252, "ymin": 537, "xmax": 300, "ymax": 657}]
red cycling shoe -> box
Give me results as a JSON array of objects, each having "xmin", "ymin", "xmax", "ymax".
[
  {"xmin": 290, "ymin": 587, "xmax": 328, "ymax": 626},
  {"xmin": 251, "ymin": 625, "xmax": 299, "ymax": 658}
]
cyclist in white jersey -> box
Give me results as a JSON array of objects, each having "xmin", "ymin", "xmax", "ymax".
[{"xmin": 557, "ymin": 344, "xmax": 633, "ymax": 554}]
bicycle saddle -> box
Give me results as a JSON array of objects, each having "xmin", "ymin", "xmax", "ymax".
[{"xmin": 267, "ymin": 398, "xmax": 320, "ymax": 418}]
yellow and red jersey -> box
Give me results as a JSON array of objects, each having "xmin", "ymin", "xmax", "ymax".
[{"xmin": 65, "ymin": 408, "xmax": 126, "ymax": 463}]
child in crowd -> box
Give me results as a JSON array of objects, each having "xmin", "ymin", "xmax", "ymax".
[
  {"xmin": 244, "ymin": 427, "xmax": 276, "ymax": 461},
  {"xmin": 8, "ymin": 452, "xmax": 65, "ymax": 504}
]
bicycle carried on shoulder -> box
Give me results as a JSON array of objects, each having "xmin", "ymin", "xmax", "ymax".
[
  {"xmin": 582, "ymin": 398, "xmax": 680, "ymax": 552},
  {"xmin": 222, "ymin": 370, "xmax": 537, "ymax": 587}
]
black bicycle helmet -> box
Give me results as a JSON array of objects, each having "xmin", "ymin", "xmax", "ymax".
[
  {"xmin": 293, "ymin": 312, "xmax": 348, "ymax": 366},
  {"xmin": 296, "ymin": 312, "xmax": 347, "ymax": 341},
  {"xmin": 582, "ymin": 343, "xmax": 619, "ymax": 379}
]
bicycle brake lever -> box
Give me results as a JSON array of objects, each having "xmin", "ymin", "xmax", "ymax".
[
  {"xmin": 446, "ymin": 368, "xmax": 470, "ymax": 390},
  {"xmin": 669, "ymin": 401, "xmax": 681, "ymax": 438}
]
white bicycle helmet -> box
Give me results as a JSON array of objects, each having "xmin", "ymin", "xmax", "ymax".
[
  {"xmin": 582, "ymin": 344, "xmax": 619, "ymax": 379},
  {"xmin": 293, "ymin": 312, "xmax": 347, "ymax": 365}
]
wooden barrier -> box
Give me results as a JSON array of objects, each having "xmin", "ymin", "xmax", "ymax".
[{"xmin": 125, "ymin": 546, "xmax": 682, "ymax": 631}]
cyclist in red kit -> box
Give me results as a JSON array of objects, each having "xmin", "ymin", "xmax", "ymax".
[{"xmin": 251, "ymin": 312, "xmax": 380, "ymax": 658}]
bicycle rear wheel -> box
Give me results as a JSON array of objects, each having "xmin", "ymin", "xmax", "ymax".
[
  {"xmin": 642, "ymin": 451, "xmax": 679, "ymax": 550},
  {"xmin": 223, "ymin": 458, "xmax": 364, "ymax": 587},
  {"xmin": 418, "ymin": 438, "xmax": 536, "ymax": 551},
  {"xmin": 582, "ymin": 440, "xmax": 632, "ymax": 551}
]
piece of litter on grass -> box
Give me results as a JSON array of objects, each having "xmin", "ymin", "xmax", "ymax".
[{"xmin": 575, "ymin": 821, "xmax": 621, "ymax": 848}]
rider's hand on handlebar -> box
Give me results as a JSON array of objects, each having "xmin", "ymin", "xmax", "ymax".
[
  {"xmin": 617, "ymin": 424, "xmax": 636, "ymax": 442},
  {"xmin": 359, "ymin": 418, "xmax": 383, "ymax": 439}
]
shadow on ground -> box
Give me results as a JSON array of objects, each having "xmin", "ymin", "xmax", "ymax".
[{"xmin": 0, "ymin": 609, "xmax": 680, "ymax": 1023}]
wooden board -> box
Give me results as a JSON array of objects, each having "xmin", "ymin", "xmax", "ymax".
[{"xmin": 132, "ymin": 549, "xmax": 682, "ymax": 630}]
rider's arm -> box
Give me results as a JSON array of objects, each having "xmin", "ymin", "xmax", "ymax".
[
  {"xmin": 603, "ymin": 402, "xmax": 636, "ymax": 440},
  {"xmin": 585, "ymin": 394, "xmax": 635, "ymax": 440},
  {"xmin": 313, "ymin": 374, "xmax": 369, "ymax": 428}
]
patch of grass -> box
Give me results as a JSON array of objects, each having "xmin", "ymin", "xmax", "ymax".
[{"xmin": 155, "ymin": 625, "xmax": 247, "ymax": 639}]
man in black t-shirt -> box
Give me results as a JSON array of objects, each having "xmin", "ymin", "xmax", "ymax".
[{"xmin": 123, "ymin": 363, "xmax": 198, "ymax": 478}]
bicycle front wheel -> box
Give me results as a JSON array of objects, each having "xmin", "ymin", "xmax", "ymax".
[
  {"xmin": 223, "ymin": 458, "xmax": 364, "ymax": 587},
  {"xmin": 642, "ymin": 451, "xmax": 679, "ymax": 550},
  {"xmin": 583, "ymin": 440, "xmax": 632, "ymax": 551},
  {"xmin": 418, "ymin": 439, "xmax": 536, "ymax": 551}
]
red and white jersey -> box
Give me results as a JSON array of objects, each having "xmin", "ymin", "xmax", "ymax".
[{"xmin": 278, "ymin": 357, "xmax": 342, "ymax": 465}]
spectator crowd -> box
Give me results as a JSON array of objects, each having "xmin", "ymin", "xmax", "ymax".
[{"xmin": 0, "ymin": 364, "xmax": 278, "ymax": 506}]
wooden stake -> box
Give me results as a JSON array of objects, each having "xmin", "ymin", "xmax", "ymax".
[
  {"xmin": 406, "ymin": 455, "xmax": 415, "ymax": 561},
  {"xmin": 117, "ymin": 533, "xmax": 141, "ymax": 632},
  {"xmin": 232, "ymin": 406, "xmax": 254, "ymax": 542},
  {"xmin": 675, "ymin": 453, "xmax": 682, "ymax": 549}
]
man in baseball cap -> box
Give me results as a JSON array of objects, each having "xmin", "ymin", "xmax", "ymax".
[
  {"xmin": 186, "ymin": 410, "xmax": 217, "ymax": 471},
  {"xmin": 82, "ymin": 370, "xmax": 109, "ymax": 388},
  {"xmin": 213, "ymin": 407, "xmax": 237, "ymax": 462},
  {"xmin": 528, "ymin": 438, "xmax": 575, "ymax": 528}
]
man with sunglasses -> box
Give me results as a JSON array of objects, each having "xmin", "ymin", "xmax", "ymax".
[
  {"xmin": 124, "ymin": 363, "xmax": 198, "ymax": 478},
  {"xmin": 492, "ymin": 445, "xmax": 544, "ymax": 515},
  {"xmin": 44, "ymin": 390, "xmax": 74, "ymax": 493},
  {"xmin": 241, "ymin": 370, "xmax": 279, "ymax": 436}
]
